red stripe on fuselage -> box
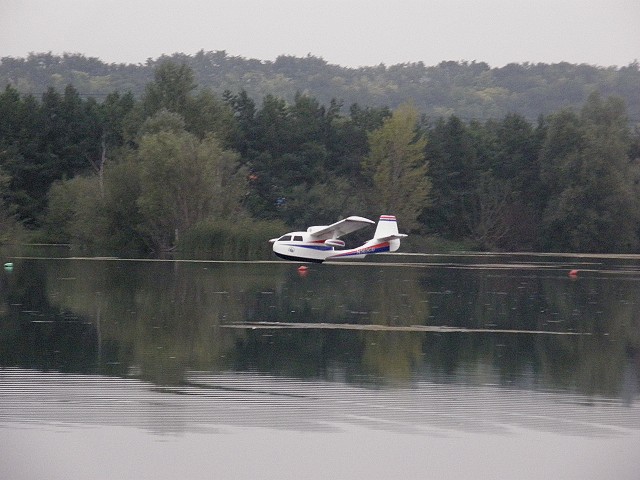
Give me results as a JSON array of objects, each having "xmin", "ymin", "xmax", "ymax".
[{"xmin": 329, "ymin": 242, "xmax": 390, "ymax": 258}]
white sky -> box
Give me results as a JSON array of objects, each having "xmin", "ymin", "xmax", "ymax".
[{"xmin": 1, "ymin": 0, "xmax": 639, "ymax": 68}]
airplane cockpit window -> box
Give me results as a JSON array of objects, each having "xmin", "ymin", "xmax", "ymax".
[
  {"xmin": 293, "ymin": 235, "xmax": 303, "ymax": 241},
  {"xmin": 278, "ymin": 235, "xmax": 292, "ymax": 241}
]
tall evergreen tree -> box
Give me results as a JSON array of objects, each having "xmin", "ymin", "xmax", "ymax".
[
  {"xmin": 539, "ymin": 93, "xmax": 639, "ymax": 252},
  {"xmin": 423, "ymin": 115, "xmax": 478, "ymax": 238}
]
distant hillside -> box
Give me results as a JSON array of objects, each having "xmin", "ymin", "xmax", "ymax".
[{"xmin": 1, "ymin": 51, "xmax": 639, "ymax": 122}]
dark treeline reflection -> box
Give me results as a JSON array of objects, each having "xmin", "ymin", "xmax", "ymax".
[{"xmin": 0, "ymin": 258, "xmax": 638, "ymax": 398}]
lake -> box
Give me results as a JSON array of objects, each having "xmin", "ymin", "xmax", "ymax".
[{"xmin": 1, "ymin": 252, "xmax": 639, "ymax": 479}]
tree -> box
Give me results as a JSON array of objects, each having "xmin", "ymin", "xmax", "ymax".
[
  {"xmin": 135, "ymin": 117, "xmax": 246, "ymax": 252},
  {"xmin": 185, "ymin": 88, "xmax": 237, "ymax": 144},
  {"xmin": 0, "ymin": 168, "xmax": 25, "ymax": 243},
  {"xmin": 141, "ymin": 61, "xmax": 196, "ymax": 117},
  {"xmin": 240, "ymin": 93, "xmax": 334, "ymax": 221},
  {"xmin": 324, "ymin": 103, "xmax": 391, "ymax": 178},
  {"xmin": 253, "ymin": 94, "xmax": 291, "ymax": 157},
  {"xmin": 0, "ymin": 85, "xmax": 104, "ymax": 226},
  {"xmin": 476, "ymin": 114, "xmax": 544, "ymax": 249},
  {"xmin": 463, "ymin": 172, "xmax": 515, "ymax": 249},
  {"xmin": 138, "ymin": 108, "xmax": 186, "ymax": 136},
  {"xmin": 46, "ymin": 175, "xmax": 107, "ymax": 248},
  {"xmin": 101, "ymin": 157, "xmax": 145, "ymax": 252},
  {"xmin": 225, "ymin": 89, "xmax": 257, "ymax": 157},
  {"xmin": 539, "ymin": 93, "xmax": 639, "ymax": 252},
  {"xmin": 363, "ymin": 103, "xmax": 430, "ymax": 231},
  {"xmin": 423, "ymin": 115, "xmax": 477, "ymax": 237}
]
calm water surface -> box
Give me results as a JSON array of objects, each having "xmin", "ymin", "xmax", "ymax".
[{"xmin": 0, "ymin": 253, "xmax": 639, "ymax": 479}]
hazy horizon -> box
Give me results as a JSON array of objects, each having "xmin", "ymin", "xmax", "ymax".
[{"xmin": 2, "ymin": 0, "xmax": 638, "ymax": 69}]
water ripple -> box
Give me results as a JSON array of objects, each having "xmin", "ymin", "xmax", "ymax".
[{"xmin": 1, "ymin": 367, "xmax": 637, "ymax": 438}]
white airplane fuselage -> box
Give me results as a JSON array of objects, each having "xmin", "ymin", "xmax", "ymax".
[
  {"xmin": 271, "ymin": 234, "xmax": 395, "ymax": 263},
  {"xmin": 270, "ymin": 215, "xmax": 406, "ymax": 263},
  {"xmin": 271, "ymin": 232, "xmax": 330, "ymax": 263}
]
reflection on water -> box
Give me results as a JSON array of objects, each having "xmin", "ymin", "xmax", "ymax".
[
  {"xmin": 1, "ymin": 254, "xmax": 640, "ymax": 479},
  {"xmin": 2, "ymin": 255, "xmax": 637, "ymax": 393},
  {"xmin": 1, "ymin": 368, "xmax": 637, "ymax": 437}
]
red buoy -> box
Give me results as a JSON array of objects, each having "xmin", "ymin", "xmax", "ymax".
[
  {"xmin": 297, "ymin": 265, "xmax": 309, "ymax": 276},
  {"xmin": 568, "ymin": 269, "xmax": 579, "ymax": 278}
]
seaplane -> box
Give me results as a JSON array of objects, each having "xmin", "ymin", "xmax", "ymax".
[{"xmin": 269, "ymin": 215, "xmax": 407, "ymax": 263}]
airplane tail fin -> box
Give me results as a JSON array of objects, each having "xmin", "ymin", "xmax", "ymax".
[
  {"xmin": 372, "ymin": 215, "xmax": 407, "ymax": 252},
  {"xmin": 325, "ymin": 215, "xmax": 407, "ymax": 260},
  {"xmin": 374, "ymin": 215, "xmax": 400, "ymax": 239}
]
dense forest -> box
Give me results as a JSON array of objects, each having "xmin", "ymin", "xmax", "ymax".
[
  {"xmin": 1, "ymin": 57, "xmax": 640, "ymax": 256},
  {"xmin": 2, "ymin": 51, "xmax": 639, "ymax": 123}
]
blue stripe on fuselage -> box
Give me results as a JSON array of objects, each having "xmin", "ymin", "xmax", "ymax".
[{"xmin": 281, "ymin": 243, "xmax": 333, "ymax": 251}]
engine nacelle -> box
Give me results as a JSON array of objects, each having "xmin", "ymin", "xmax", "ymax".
[{"xmin": 324, "ymin": 239, "xmax": 346, "ymax": 248}]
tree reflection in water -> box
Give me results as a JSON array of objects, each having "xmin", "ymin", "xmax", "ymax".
[{"xmin": 0, "ymin": 256, "xmax": 638, "ymax": 400}]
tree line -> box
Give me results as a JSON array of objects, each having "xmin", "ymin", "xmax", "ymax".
[
  {"xmin": 1, "ymin": 61, "xmax": 639, "ymax": 255},
  {"xmin": 2, "ymin": 51, "xmax": 639, "ymax": 123}
]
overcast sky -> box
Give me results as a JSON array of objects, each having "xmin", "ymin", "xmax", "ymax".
[{"xmin": 1, "ymin": 0, "xmax": 638, "ymax": 68}]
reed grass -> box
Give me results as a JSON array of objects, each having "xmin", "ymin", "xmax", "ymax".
[{"xmin": 177, "ymin": 218, "xmax": 287, "ymax": 260}]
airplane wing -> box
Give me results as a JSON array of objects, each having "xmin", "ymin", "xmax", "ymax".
[{"xmin": 308, "ymin": 216, "xmax": 375, "ymax": 239}]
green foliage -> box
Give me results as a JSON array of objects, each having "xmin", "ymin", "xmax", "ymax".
[
  {"xmin": 363, "ymin": 103, "xmax": 431, "ymax": 231},
  {"xmin": 423, "ymin": 116, "xmax": 478, "ymax": 238},
  {"xmin": 422, "ymin": 111, "xmax": 549, "ymax": 250},
  {"xmin": 135, "ymin": 121, "xmax": 246, "ymax": 252},
  {"xmin": 141, "ymin": 62, "xmax": 237, "ymax": 144},
  {"xmin": 138, "ymin": 108, "xmax": 186, "ymax": 136},
  {"xmin": 0, "ymin": 83, "xmax": 133, "ymax": 227},
  {"xmin": 539, "ymin": 93, "xmax": 639, "ymax": 252},
  {"xmin": 0, "ymin": 86, "xmax": 98, "ymax": 225},
  {"xmin": 100, "ymin": 158, "xmax": 146, "ymax": 253},
  {"xmin": 3, "ymin": 56, "xmax": 640, "ymax": 255},
  {"xmin": 3, "ymin": 52, "xmax": 639, "ymax": 123},
  {"xmin": 276, "ymin": 178, "xmax": 369, "ymax": 228},
  {"xmin": 141, "ymin": 61, "xmax": 196, "ymax": 117},
  {"xmin": 0, "ymin": 169, "xmax": 26, "ymax": 243},
  {"xmin": 185, "ymin": 89, "xmax": 237, "ymax": 144},
  {"xmin": 101, "ymin": 91, "xmax": 135, "ymax": 148},
  {"xmin": 46, "ymin": 175, "xmax": 107, "ymax": 249}
]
